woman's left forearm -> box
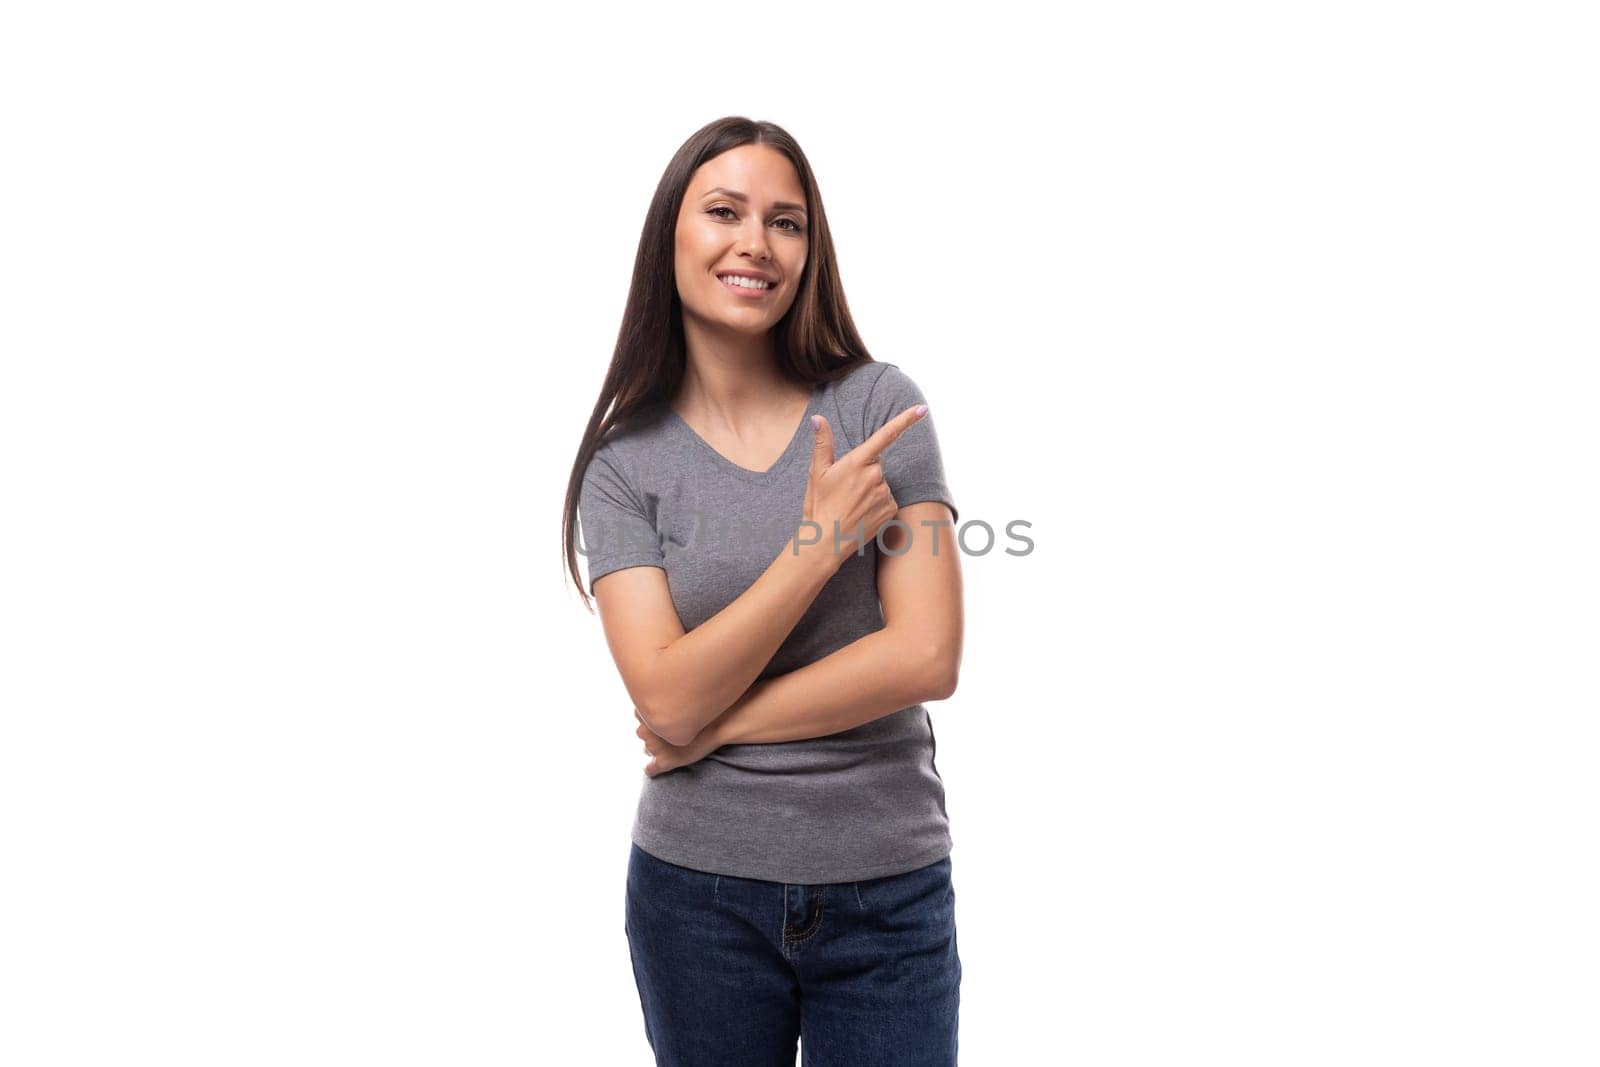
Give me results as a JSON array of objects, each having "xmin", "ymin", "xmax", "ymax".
[{"xmin": 702, "ymin": 626, "xmax": 953, "ymax": 747}]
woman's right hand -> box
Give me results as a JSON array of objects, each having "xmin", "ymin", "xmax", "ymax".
[{"xmin": 801, "ymin": 403, "xmax": 929, "ymax": 569}]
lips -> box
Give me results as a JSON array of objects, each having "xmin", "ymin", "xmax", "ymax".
[
  {"xmin": 715, "ymin": 269, "xmax": 777, "ymax": 286},
  {"xmin": 717, "ymin": 274, "xmax": 775, "ymax": 297}
]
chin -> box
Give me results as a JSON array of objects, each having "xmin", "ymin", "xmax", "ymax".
[{"xmin": 719, "ymin": 318, "xmax": 770, "ymax": 334}]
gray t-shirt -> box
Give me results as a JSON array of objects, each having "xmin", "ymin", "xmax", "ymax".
[{"xmin": 578, "ymin": 360, "xmax": 958, "ymax": 884}]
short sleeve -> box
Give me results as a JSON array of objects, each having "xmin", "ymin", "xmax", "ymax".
[
  {"xmin": 860, "ymin": 363, "xmax": 959, "ymax": 525},
  {"xmin": 578, "ymin": 445, "xmax": 666, "ymax": 595}
]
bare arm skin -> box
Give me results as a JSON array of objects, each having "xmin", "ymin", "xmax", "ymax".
[
  {"xmin": 595, "ymin": 404, "xmax": 931, "ymax": 747},
  {"xmin": 634, "ymin": 500, "xmax": 963, "ymax": 773},
  {"xmin": 596, "ymin": 539, "xmax": 838, "ymax": 746},
  {"xmin": 704, "ymin": 500, "xmax": 963, "ymax": 746}
]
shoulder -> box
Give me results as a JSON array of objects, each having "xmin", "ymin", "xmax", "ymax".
[
  {"xmin": 836, "ymin": 360, "xmax": 928, "ymax": 410},
  {"xmin": 583, "ymin": 406, "xmax": 673, "ymax": 486},
  {"xmin": 829, "ymin": 361, "xmax": 932, "ymax": 448},
  {"xmin": 831, "ymin": 360, "xmax": 898, "ymax": 410}
]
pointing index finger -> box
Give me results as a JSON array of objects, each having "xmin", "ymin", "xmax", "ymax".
[{"xmin": 857, "ymin": 403, "xmax": 929, "ymax": 463}]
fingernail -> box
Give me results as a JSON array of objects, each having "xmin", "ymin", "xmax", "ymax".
[
  {"xmin": 915, "ymin": 404, "xmax": 928, "ymax": 417},
  {"xmin": 811, "ymin": 414, "xmax": 822, "ymax": 430}
]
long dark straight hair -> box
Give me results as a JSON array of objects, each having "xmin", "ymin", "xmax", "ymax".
[{"xmin": 562, "ymin": 116, "xmax": 878, "ymax": 612}]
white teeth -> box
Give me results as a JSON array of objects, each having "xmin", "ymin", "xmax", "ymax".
[{"xmin": 719, "ymin": 274, "xmax": 772, "ymax": 290}]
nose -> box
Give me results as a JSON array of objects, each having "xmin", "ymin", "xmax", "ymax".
[{"xmin": 735, "ymin": 218, "xmax": 774, "ymax": 261}]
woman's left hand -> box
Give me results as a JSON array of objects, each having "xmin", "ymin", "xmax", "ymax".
[{"xmin": 635, "ymin": 709, "xmax": 720, "ymax": 777}]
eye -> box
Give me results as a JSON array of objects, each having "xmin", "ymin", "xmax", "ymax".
[{"xmin": 708, "ymin": 206, "xmax": 806, "ymax": 233}]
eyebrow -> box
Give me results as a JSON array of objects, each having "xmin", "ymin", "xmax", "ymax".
[{"xmin": 699, "ymin": 186, "xmax": 808, "ymax": 215}]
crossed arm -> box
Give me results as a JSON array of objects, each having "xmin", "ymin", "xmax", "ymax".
[
  {"xmin": 596, "ymin": 501, "xmax": 963, "ymax": 756},
  {"xmin": 712, "ymin": 623, "xmax": 951, "ymax": 737}
]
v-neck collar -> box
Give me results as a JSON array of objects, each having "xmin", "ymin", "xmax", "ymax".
[{"xmin": 666, "ymin": 382, "xmax": 824, "ymax": 482}]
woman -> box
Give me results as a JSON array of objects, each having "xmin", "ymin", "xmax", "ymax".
[{"xmin": 561, "ymin": 116, "xmax": 964, "ymax": 1066}]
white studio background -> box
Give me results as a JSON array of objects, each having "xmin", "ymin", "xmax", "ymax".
[{"xmin": 2, "ymin": 2, "xmax": 1595, "ymax": 1064}]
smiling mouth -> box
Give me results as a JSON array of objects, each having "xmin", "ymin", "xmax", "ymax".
[{"xmin": 717, "ymin": 274, "xmax": 775, "ymax": 295}]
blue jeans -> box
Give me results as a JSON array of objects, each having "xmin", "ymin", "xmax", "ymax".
[{"xmin": 624, "ymin": 842, "xmax": 961, "ymax": 1066}]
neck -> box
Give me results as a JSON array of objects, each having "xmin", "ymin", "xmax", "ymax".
[{"xmin": 674, "ymin": 322, "xmax": 801, "ymax": 424}]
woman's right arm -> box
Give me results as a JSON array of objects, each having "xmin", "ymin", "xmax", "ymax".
[
  {"xmin": 594, "ymin": 537, "xmax": 838, "ymax": 746},
  {"xmin": 590, "ymin": 404, "xmax": 929, "ymax": 746}
]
